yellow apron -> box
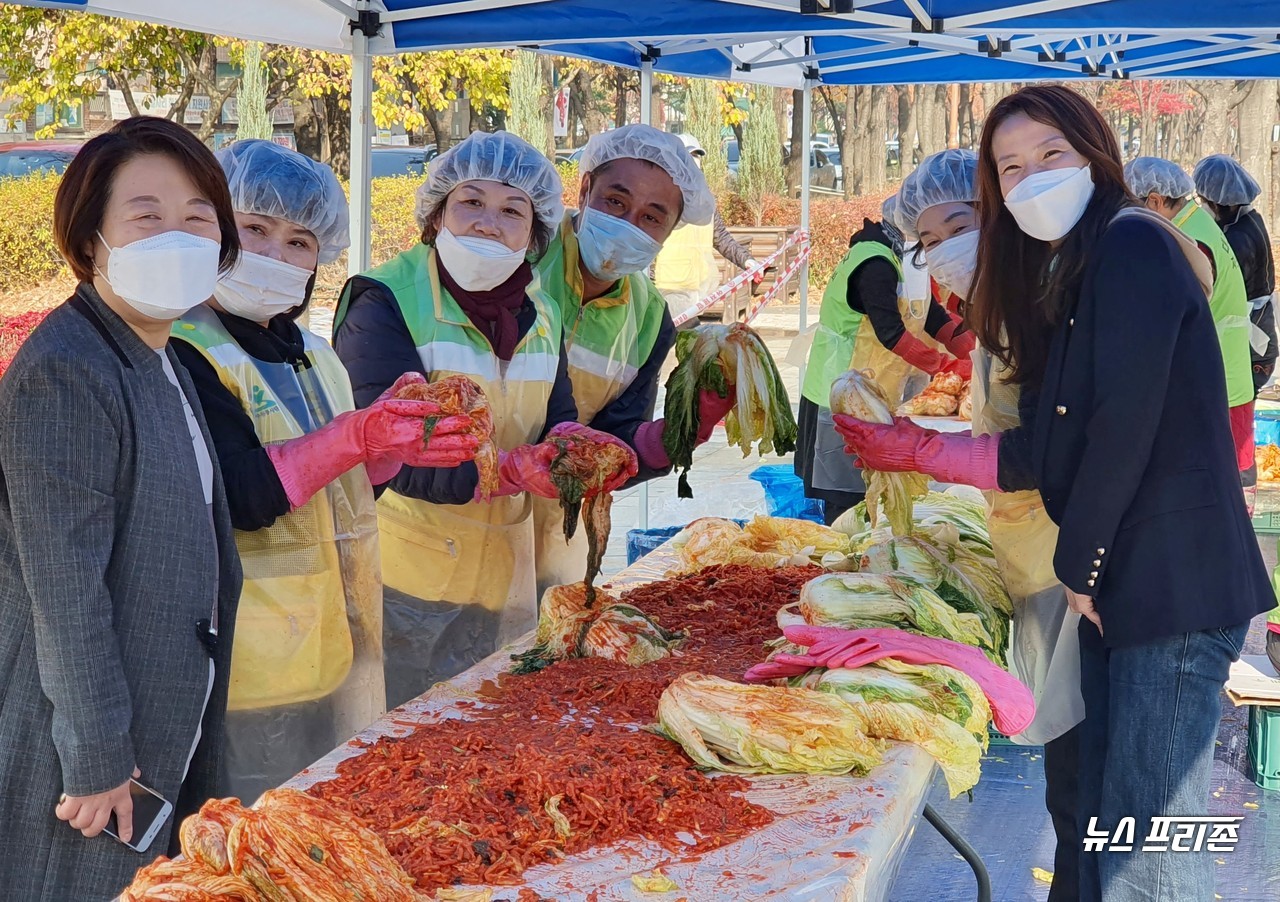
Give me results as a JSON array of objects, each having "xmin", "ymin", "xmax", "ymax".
[
  {"xmin": 173, "ymin": 305, "xmax": 385, "ymax": 795},
  {"xmin": 970, "ymin": 346, "xmax": 1082, "ymax": 745},
  {"xmin": 849, "ymin": 286, "xmax": 937, "ymax": 410},
  {"xmin": 339, "ymin": 245, "xmax": 562, "ymax": 707},
  {"xmin": 653, "ymin": 220, "xmax": 720, "ymax": 297}
]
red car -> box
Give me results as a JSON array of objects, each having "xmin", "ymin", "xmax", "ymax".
[{"xmin": 0, "ymin": 140, "xmax": 83, "ymax": 178}]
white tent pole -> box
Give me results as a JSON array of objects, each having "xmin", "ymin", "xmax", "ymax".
[
  {"xmin": 348, "ymin": 9, "xmax": 375, "ymax": 277},
  {"xmin": 637, "ymin": 51, "xmax": 656, "ymax": 530},
  {"xmin": 640, "ymin": 54, "xmax": 654, "ymax": 125},
  {"xmin": 797, "ymin": 77, "xmax": 812, "ymax": 393}
]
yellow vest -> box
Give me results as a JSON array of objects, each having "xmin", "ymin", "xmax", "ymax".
[
  {"xmin": 172, "ymin": 306, "xmax": 382, "ymax": 717},
  {"xmin": 653, "ymin": 220, "xmax": 719, "ymax": 296},
  {"xmin": 339, "ymin": 245, "xmax": 562, "ymax": 625}
]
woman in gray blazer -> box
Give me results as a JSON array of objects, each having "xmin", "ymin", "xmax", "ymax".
[{"xmin": 0, "ymin": 117, "xmax": 244, "ymax": 901}]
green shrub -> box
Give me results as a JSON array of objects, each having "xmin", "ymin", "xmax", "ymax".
[{"xmin": 0, "ymin": 168, "xmax": 891, "ymax": 301}]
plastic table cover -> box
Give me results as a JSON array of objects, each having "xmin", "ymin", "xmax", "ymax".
[{"xmin": 284, "ymin": 543, "xmax": 938, "ymax": 901}]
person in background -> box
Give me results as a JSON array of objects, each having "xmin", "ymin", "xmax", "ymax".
[
  {"xmin": 532, "ymin": 124, "xmax": 723, "ymax": 594},
  {"xmin": 1194, "ymin": 153, "xmax": 1277, "ymax": 395},
  {"xmin": 836, "ymin": 84, "xmax": 1270, "ymax": 901},
  {"xmin": 170, "ymin": 140, "xmax": 477, "ymax": 803},
  {"xmin": 334, "ymin": 131, "xmax": 633, "ymax": 709},
  {"xmin": 653, "ymin": 134, "xmax": 763, "ymax": 323},
  {"xmin": 795, "ymin": 169, "xmax": 971, "ymax": 526},
  {"xmin": 1194, "ymin": 154, "xmax": 1280, "ymax": 674},
  {"xmin": 0, "ymin": 116, "xmax": 244, "ymax": 900},
  {"xmin": 1124, "ymin": 156, "xmax": 1256, "ymax": 482}
]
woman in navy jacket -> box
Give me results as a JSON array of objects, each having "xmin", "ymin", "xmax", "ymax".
[{"xmin": 836, "ymin": 85, "xmax": 1271, "ymax": 902}]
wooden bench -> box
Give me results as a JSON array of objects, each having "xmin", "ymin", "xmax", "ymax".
[{"xmin": 703, "ymin": 225, "xmax": 802, "ymax": 323}]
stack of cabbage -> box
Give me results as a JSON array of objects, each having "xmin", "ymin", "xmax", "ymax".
[
  {"xmin": 825, "ymin": 491, "xmax": 1012, "ymax": 659},
  {"xmin": 667, "ymin": 515, "xmax": 850, "ymax": 574}
]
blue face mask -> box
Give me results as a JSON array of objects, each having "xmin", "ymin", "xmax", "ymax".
[{"xmin": 575, "ymin": 205, "xmax": 664, "ymax": 281}]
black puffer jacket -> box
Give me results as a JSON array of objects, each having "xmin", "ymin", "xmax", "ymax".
[{"xmin": 1221, "ymin": 206, "xmax": 1277, "ymax": 384}]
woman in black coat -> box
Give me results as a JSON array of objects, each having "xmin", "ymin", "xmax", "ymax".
[{"xmin": 835, "ymin": 85, "xmax": 1272, "ymax": 902}]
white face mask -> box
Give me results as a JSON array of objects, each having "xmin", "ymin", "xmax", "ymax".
[
  {"xmin": 97, "ymin": 230, "xmax": 222, "ymax": 321},
  {"xmin": 902, "ymin": 255, "xmax": 932, "ymax": 304},
  {"xmin": 1004, "ymin": 165, "xmax": 1095, "ymax": 242},
  {"xmin": 434, "ymin": 227, "xmax": 527, "ymax": 291},
  {"xmin": 925, "ymin": 229, "xmax": 980, "ymax": 300},
  {"xmin": 576, "ymin": 205, "xmax": 664, "ymax": 280},
  {"xmin": 213, "ymin": 251, "xmax": 314, "ymax": 321}
]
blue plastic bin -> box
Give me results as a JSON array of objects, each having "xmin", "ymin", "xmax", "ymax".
[
  {"xmin": 625, "ymin": 526, "xmax": 684, "ymax": 566},
  {"xmin": 626, "ymin": 519, "xmax": 750, "ymax": 566},
  {"xmin": 749, "ymin": 464, "xmax": 825, "ymax": 523},
  {"xmin": 1256, "ymin": 408, "xmax": 1280, "ymax": 447}
]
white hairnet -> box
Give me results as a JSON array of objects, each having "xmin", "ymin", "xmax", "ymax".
[
  {"xmin": 216, "ymin": 139, "xmax": 350, "ymax": 264},
  {"xmin": 676, "ymin": 133, "xmax": 706, "ymax": 156},
  {"xmin": 1194, "ymin": 154, "xmax": 1262, "ymax": 207},
  {"xmin": 880, "ymin": 194, "xmax": 905, "ymax": 245},
  {"xmin": 1124, "ymin": 156, "xmax": 1194, "ymax": 200},
  {"xmin": 578, "ymin": 124, "xmax": 715, "ymax": 226},
  {"xmin": 897, "ymin": 149, "xmax": 978, "ymax": 233},
  {"xmin": 415, "ymin": 130, "xmax": 564, "ymax": 233}
]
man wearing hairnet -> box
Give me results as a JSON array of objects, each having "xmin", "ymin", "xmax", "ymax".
[
  {"xmin": 333, "ymin": 131, "xmax": 633, "ymax": 709},
  {"xmin": 531, "ymin": 124, "xmax": 730, "ymax": 594},
  {"xmin": 1194, "ymin": 154, "xmax": 1278, "ymax": 395},
  {"xmin": 1125, "ymin": 156, "xmax": 1256, "ymax": 484},
  {"xmin": 653, "ymin": 134, "xmax": 761, "ymax": 320},
  {"xmin": 171, "ymin": 140, "xmax": 478, "ymax": 801}
]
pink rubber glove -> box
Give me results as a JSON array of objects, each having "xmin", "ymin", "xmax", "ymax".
[
  {"xmin": 935, "ymin": 317, "xmax": 977, "ymax": 364},
  {"xmin": 632, "ymin": 387, "xmax": 735, "ymax": 470},
  {"xmin": 491, "ymin": 443, "xmax": 560, "ymax": 499},
  {"xmin": 890, "ymin": 331, "xmax": 953, "ymax": 378},
  {"xmin": 831, "ymin": 415, "xmax": 1001, "ymax": 491},
  {"xmin": 547, "ymin": 421, "xmax": 640, "ymax": 492},
  {"xmin": 267, "ymin": 401, "xmax": 477, "ymax": 508},
  {"xmin": 366, "ymin": 372, "xmax": 430, "ymax": 485},
  {"xmin": 800, "ymin": 626, "xmax": 1034, "ymax": 736},
  {"xmin": 746, "ymin": 625, "xmax": 1036, "ymax": 736}
]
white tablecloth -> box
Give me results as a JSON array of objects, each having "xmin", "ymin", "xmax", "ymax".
[{"xmin": 286, "ymin": 545, "xmax": 937, "ymax": 901}]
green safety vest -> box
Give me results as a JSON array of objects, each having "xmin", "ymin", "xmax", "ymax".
[
  {"xmin": 1173, "ymin": 201, "xmax": 1254, "ymax": 407},
  {"xmin": 802, "ymin": 241, "xmax": 907, "ymax": 407},
  {"xmin": 335, "ymin": 243, "xmax": 563, "ymax": 617},
  {"xmin": 535, "ymin": 211, "xmax": 669, "ymax": 423}
]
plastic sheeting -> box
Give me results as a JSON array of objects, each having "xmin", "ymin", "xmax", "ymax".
[{"xmin": 286, "ymin": 544, "xmax": 938, "ymax": 900}]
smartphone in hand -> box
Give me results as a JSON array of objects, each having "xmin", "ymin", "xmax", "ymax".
[{"xmin": 104, "ymin": 779, "xmax": 173, "ymax": 854}]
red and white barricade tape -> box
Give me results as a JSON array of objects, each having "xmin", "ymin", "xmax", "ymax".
[{"xmin": 670, "ymin": 229, "xmax": 811, "ymax": 327}]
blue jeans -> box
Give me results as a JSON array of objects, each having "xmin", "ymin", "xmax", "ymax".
[{"xmin": 1077, "ymin": 620, "xmax": 1249, "ymax": 901}]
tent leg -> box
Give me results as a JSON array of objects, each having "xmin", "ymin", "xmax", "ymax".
[
  {"xmin": 637, "ymin": 57, "xmax": 654, "ymax": 528},
  {"xmin": 796, "ymin": 80, "xmax": 812, "ymax": 392},
  {"xmin": 923, "ymin": 804, "xmax": 992, "ymax": 902},
  {"xmin": 640, "ymin": 58, "xmax": 654, "ymax": 126},
  {"xmin": 348, "ymin": 21, "xmax": 374, "ymax": 278}
]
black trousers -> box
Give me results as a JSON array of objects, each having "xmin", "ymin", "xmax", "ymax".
[{"xmin": 1044, "ymin": 725, "xmax": 1081, "ymax": 902}]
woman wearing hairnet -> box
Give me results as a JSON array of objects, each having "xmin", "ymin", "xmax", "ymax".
[
  {"xmin": 170, "ymin": 140, "xmax": 477, "ymax": 801},
  {"xmin": 1194, "ymin": 154, "xmax": 1277, "ymax": 395},
  {"xmin": 796, "ymin": 153, "xmax": 975, "ymax": 525},
  {"xmin": 1125, "ymin": 156, "xmax": 1256, "ymax": 481},
  {"xmin": 1195, "ymin": 155, "xmax": 1280, "ymax": 675},
  {"xmin": 333, "ymin": 131, "xmax": 633, "ymax": 709},
  {"xmin": 531, "ymin": 124, "xmax": 723, "ymax": 594}
]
